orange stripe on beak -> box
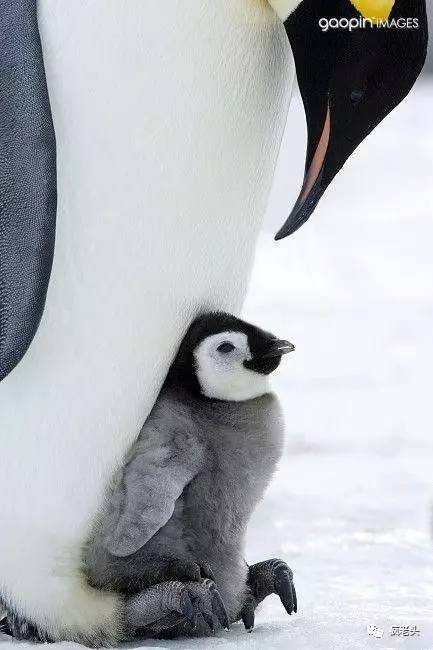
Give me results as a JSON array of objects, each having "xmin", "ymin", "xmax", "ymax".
[{"xmin": 349, "ymin": 0, "xmax": 396, "ymax": 20}]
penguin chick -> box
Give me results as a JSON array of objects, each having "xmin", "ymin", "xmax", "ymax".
[{"xmin": 84, "ymin": 312, "xmax": 296, "ymax": 638}]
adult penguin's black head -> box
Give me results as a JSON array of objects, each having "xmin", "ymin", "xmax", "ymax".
[{"xmin": 275, "ymin": 0, "xmax": 428, "ymax": 239}]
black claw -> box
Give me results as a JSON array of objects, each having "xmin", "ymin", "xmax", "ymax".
[
  {"xmin": 192, "ymin": 592, "xmax": 215, "ymax": 634},
  {"xmin": 275, "ymin": 568, "xmax": 294, "ymax": 616},
  {"xmin": 211, "ymin": 590, "xmax": 230, "ymax": 631},
  {"xmin": 241, "ymin": 597, "xmax": 255, "ymax": 633},
  {"xmin": 0, "ymin": 618, "xmax": 10, "ymax": 634},
  {"xmin": 200, "ymin": 563, "xmax": 215, "ymax": 581},
  {"xmin": 192, "ymin": 567, "xmax": 202, "ymax": 582},
  {"xmin": 180, "ymin": 592, "xmax": 196, "ymax": 628},
  {"xmin": 169, "ymin": 559, "xmax": 202, "ymax": 583},
  {"xmin": 187, "ymin": 563, "xmax": 202, "ymax": 583},
  {"xmin": 247, "ymin": 558, "xmax": 297, "ymax": 621},
  {"xmin": 201, "ymin": 612, "xmax": 216, "ymax": 633}
]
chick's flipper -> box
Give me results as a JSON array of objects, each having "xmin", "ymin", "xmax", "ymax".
[{"xmin": 239, "ymin": 559, "xmax": 297, "ymax": 632}]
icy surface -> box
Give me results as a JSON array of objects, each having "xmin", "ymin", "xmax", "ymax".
[{"xmin": 2, "ymin": 85, "xmax": 433, "ymax": 649}]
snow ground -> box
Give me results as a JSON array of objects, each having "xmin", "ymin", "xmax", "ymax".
[{"xmin": 2, "ymin": 83, "xmax": 433, "ymax": 650}]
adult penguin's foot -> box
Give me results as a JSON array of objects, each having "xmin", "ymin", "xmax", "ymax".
[
  {"xmin": 239, "ymin": 559, "xmax": 297, "ymax": 632},
  {"xmin": 0, "ymin": 610, "xmax": 45, "ymax": 643},
  {"xmin": 182, "ymin": 579, "xmax": 230, "ymax": 634},
  {"xmin": 126, "ymin": 578, "xmax": 229, "ymax": 639}
]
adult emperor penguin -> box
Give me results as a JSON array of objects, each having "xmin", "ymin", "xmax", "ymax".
[{"xmin": 0, "ymin": 0, "xmax": 428, "ymax": 645}]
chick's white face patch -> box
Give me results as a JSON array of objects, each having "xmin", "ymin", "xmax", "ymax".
[{"xmin": 194, "ymin": 331, "xmax": 270, "ymax": 402}]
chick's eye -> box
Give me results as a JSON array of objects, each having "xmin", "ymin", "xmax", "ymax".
[{"xmin": 217, "ymin": 342, "xmax": 236, "ymax": 354}]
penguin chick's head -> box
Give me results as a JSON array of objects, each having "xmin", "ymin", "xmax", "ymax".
[{"xmin": 167, "ymin": 312, "xmax": 295, "ymax": 402}]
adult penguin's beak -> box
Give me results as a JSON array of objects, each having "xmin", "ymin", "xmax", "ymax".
[{"xmin": 275, "ymin": 0, "xmax": 428, "ymax": 240}]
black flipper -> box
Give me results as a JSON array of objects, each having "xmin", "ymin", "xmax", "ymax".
[{"xmin": 0, "ymin": 0, "xmax": 56, "ymax": 381}]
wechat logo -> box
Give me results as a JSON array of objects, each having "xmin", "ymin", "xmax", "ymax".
[{"xmin": 367, "ymin": 624, "xmax": 384, "ymax": 639}]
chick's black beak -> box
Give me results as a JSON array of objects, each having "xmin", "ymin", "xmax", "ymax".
[
  {"xmin": 276, "ymin": 0, "xmax": 428, "ymax": 239},
  {"xmin": 244, "ymin": 339, "xmax": 295, "ymax": 374},
  {"xmin": 261, "ymin": 339, "xmax": 295, "ymax": 358}
]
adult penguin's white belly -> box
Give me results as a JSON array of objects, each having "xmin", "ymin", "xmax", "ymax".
[{"xmin": 0, "ymin": 0, "xmax": 293, "ymax": 642}]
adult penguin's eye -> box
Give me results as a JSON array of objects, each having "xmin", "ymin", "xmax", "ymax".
[
  {"xmin": 217, "ymin": 342, "xmax": 236, "ymax": 354},
  {"xmin": 350, "ymin": 88, "xmax": 365, "ymax": 106}
]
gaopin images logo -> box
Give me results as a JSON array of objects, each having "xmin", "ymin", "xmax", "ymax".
[{"xmin": 319, "ymin": 1, "xmax": 420, "ymax": 32}]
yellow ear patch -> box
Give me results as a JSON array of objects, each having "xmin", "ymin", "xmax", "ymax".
[{"xmin": 349, "ymin": 0, "xmax": 395, "ymax": 20}]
